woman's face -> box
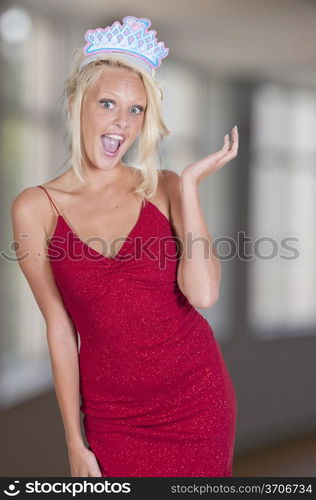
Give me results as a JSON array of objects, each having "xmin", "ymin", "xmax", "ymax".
[{"xmin": 80, "ymin": 66, "xmax": 147, "ymax": 170}]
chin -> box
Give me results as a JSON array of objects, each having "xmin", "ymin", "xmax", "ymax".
[{"xmin": 95, "ymin": 153, "xmax": 124, "ymax": 170}]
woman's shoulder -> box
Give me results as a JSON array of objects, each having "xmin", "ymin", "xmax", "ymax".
[
  {"xmin": 148, "ymin": 169, "xmax": 179, "ymax": 221},
  {"xmin": 11, "ymin": 170, "xmax": 69, "ymax": 222},
  {"xmin": 158, "ymin": 168, "xmax": 181, "ymax": 199},
  {"xmin": 11, "ymin": 185, "xmax": 48, "ymax": 216},
  {"xmin": 159, "ymin": 168, "xmax": 180, "ymax": 180},
  {"xmin": 159, "ymin": 168, "xmax": 180, "ymax": 188},
  {"xmin": 11, "ymin": 186, "xmax": 51, "ymax": 240}
]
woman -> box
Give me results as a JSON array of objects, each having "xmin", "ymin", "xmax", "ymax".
[{"xmin": 11, "ymin": 16, "xmax": 239, "ymax": 477}]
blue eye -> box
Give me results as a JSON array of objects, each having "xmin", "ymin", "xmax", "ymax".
[
  {"xmin": 99, "ymin": 100, "xmax": 144, "ymax": 114},
  {"xmin": 100, "ymin": 99, "xmax": 115, "ymax": 109},
  {"xmin": 130, "ymin": 106, "xmax": 144, "ymax": 115}
]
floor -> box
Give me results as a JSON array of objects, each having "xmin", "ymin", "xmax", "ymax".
[{"xmin": 233, "ymin": 430, "xmax": 316, "ymax": 477}]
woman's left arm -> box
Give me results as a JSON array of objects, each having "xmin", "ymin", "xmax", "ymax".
[{"xmin": 164, "ymin": 126, "xmax": 239, "ymax": 309}]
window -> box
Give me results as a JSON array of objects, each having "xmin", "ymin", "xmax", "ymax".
[
  {"xmin": 248, "ymin": 83, "xmax": 316, "ymax": 338},
  {"xmin": 0, "ymin": 6, "xmax": 68, "ymax": 407}
]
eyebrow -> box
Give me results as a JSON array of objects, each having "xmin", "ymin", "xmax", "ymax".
[{"xmin": 97, "ymin": 91, "xmax": 147, "ymax": 104}]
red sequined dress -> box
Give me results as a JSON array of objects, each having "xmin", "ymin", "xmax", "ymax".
[{"xmin": 38, "ymin": 184, "xmax": 237, "ymax": 477}]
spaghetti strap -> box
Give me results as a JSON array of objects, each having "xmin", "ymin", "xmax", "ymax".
[{"xmin": 37, "ymin": 185, "xmax": 61, "ymax": 216}]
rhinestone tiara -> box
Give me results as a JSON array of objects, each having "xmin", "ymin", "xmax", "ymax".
[{"xmin": 80, "ymin": 16, "xmax": 169, "ymax": 75}]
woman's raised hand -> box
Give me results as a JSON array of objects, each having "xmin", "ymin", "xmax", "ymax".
[{"xmin": 182, "ymin": 126, "xmax": 239, "ymax": 185}]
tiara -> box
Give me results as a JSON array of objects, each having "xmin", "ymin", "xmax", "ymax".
[{"xmin": 80, "ymin": 16, "xmax": 169, "ymax": 75}]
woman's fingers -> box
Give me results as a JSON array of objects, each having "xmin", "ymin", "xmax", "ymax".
[
  {"xmin": 222, "ymin": 134, "xmax": 230, "ymax": 151},
  {"xmin": 230, "ymin": 126, "xmax": 239, "ymax": 151},
  {"xmin": 182, "ymin": 124, "xmax": 239, "ymax": 182},
  {"xmin": 69, "ymin": 445, "xmax": 103, "ymax": 477},
  {"xmin": 220, "ymin": 128, "xmax": 239, "ymax": 161}
]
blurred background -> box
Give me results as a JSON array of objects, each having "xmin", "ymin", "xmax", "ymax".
[{"xmin": 1, "ymin": 0, "xmax": 316, "ymax": 477}]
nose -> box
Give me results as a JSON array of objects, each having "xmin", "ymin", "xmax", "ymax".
[{"xmin": 113, "ymin": 108, "xmax": 130, "ymax": 130}]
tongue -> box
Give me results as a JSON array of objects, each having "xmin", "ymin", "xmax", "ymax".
[{"xmin": 101, "ymin": 135, "xmax": 120, "ymax": 153}]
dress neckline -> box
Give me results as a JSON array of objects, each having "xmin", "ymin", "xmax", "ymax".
[{"xmin": 48, "ymin": 200, "xmax": 171, "ymax": 262}]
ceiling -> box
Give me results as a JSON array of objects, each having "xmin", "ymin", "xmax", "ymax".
[{"xmin": 18, "ymin": 0, "xmax": 316, "ymax": 87}]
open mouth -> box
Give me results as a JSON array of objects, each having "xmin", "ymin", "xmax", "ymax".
[{"xmin": 100, "ymin": 134, "xmax": 125, "ymax": 157}]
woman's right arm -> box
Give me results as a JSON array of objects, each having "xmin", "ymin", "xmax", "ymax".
[{"xmin": 11, "ymin": 187, "xmax": 102, "ymax": 477}]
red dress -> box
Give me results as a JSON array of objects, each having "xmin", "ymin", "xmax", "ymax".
[{"xmin": 38, "ymin": 184, "xmax": 237, "ymax": 477}]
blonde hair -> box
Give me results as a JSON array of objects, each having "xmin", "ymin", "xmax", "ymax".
[{"xmin": 64, "ymin": 48, "xmax": 171, "ymax": 200}]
